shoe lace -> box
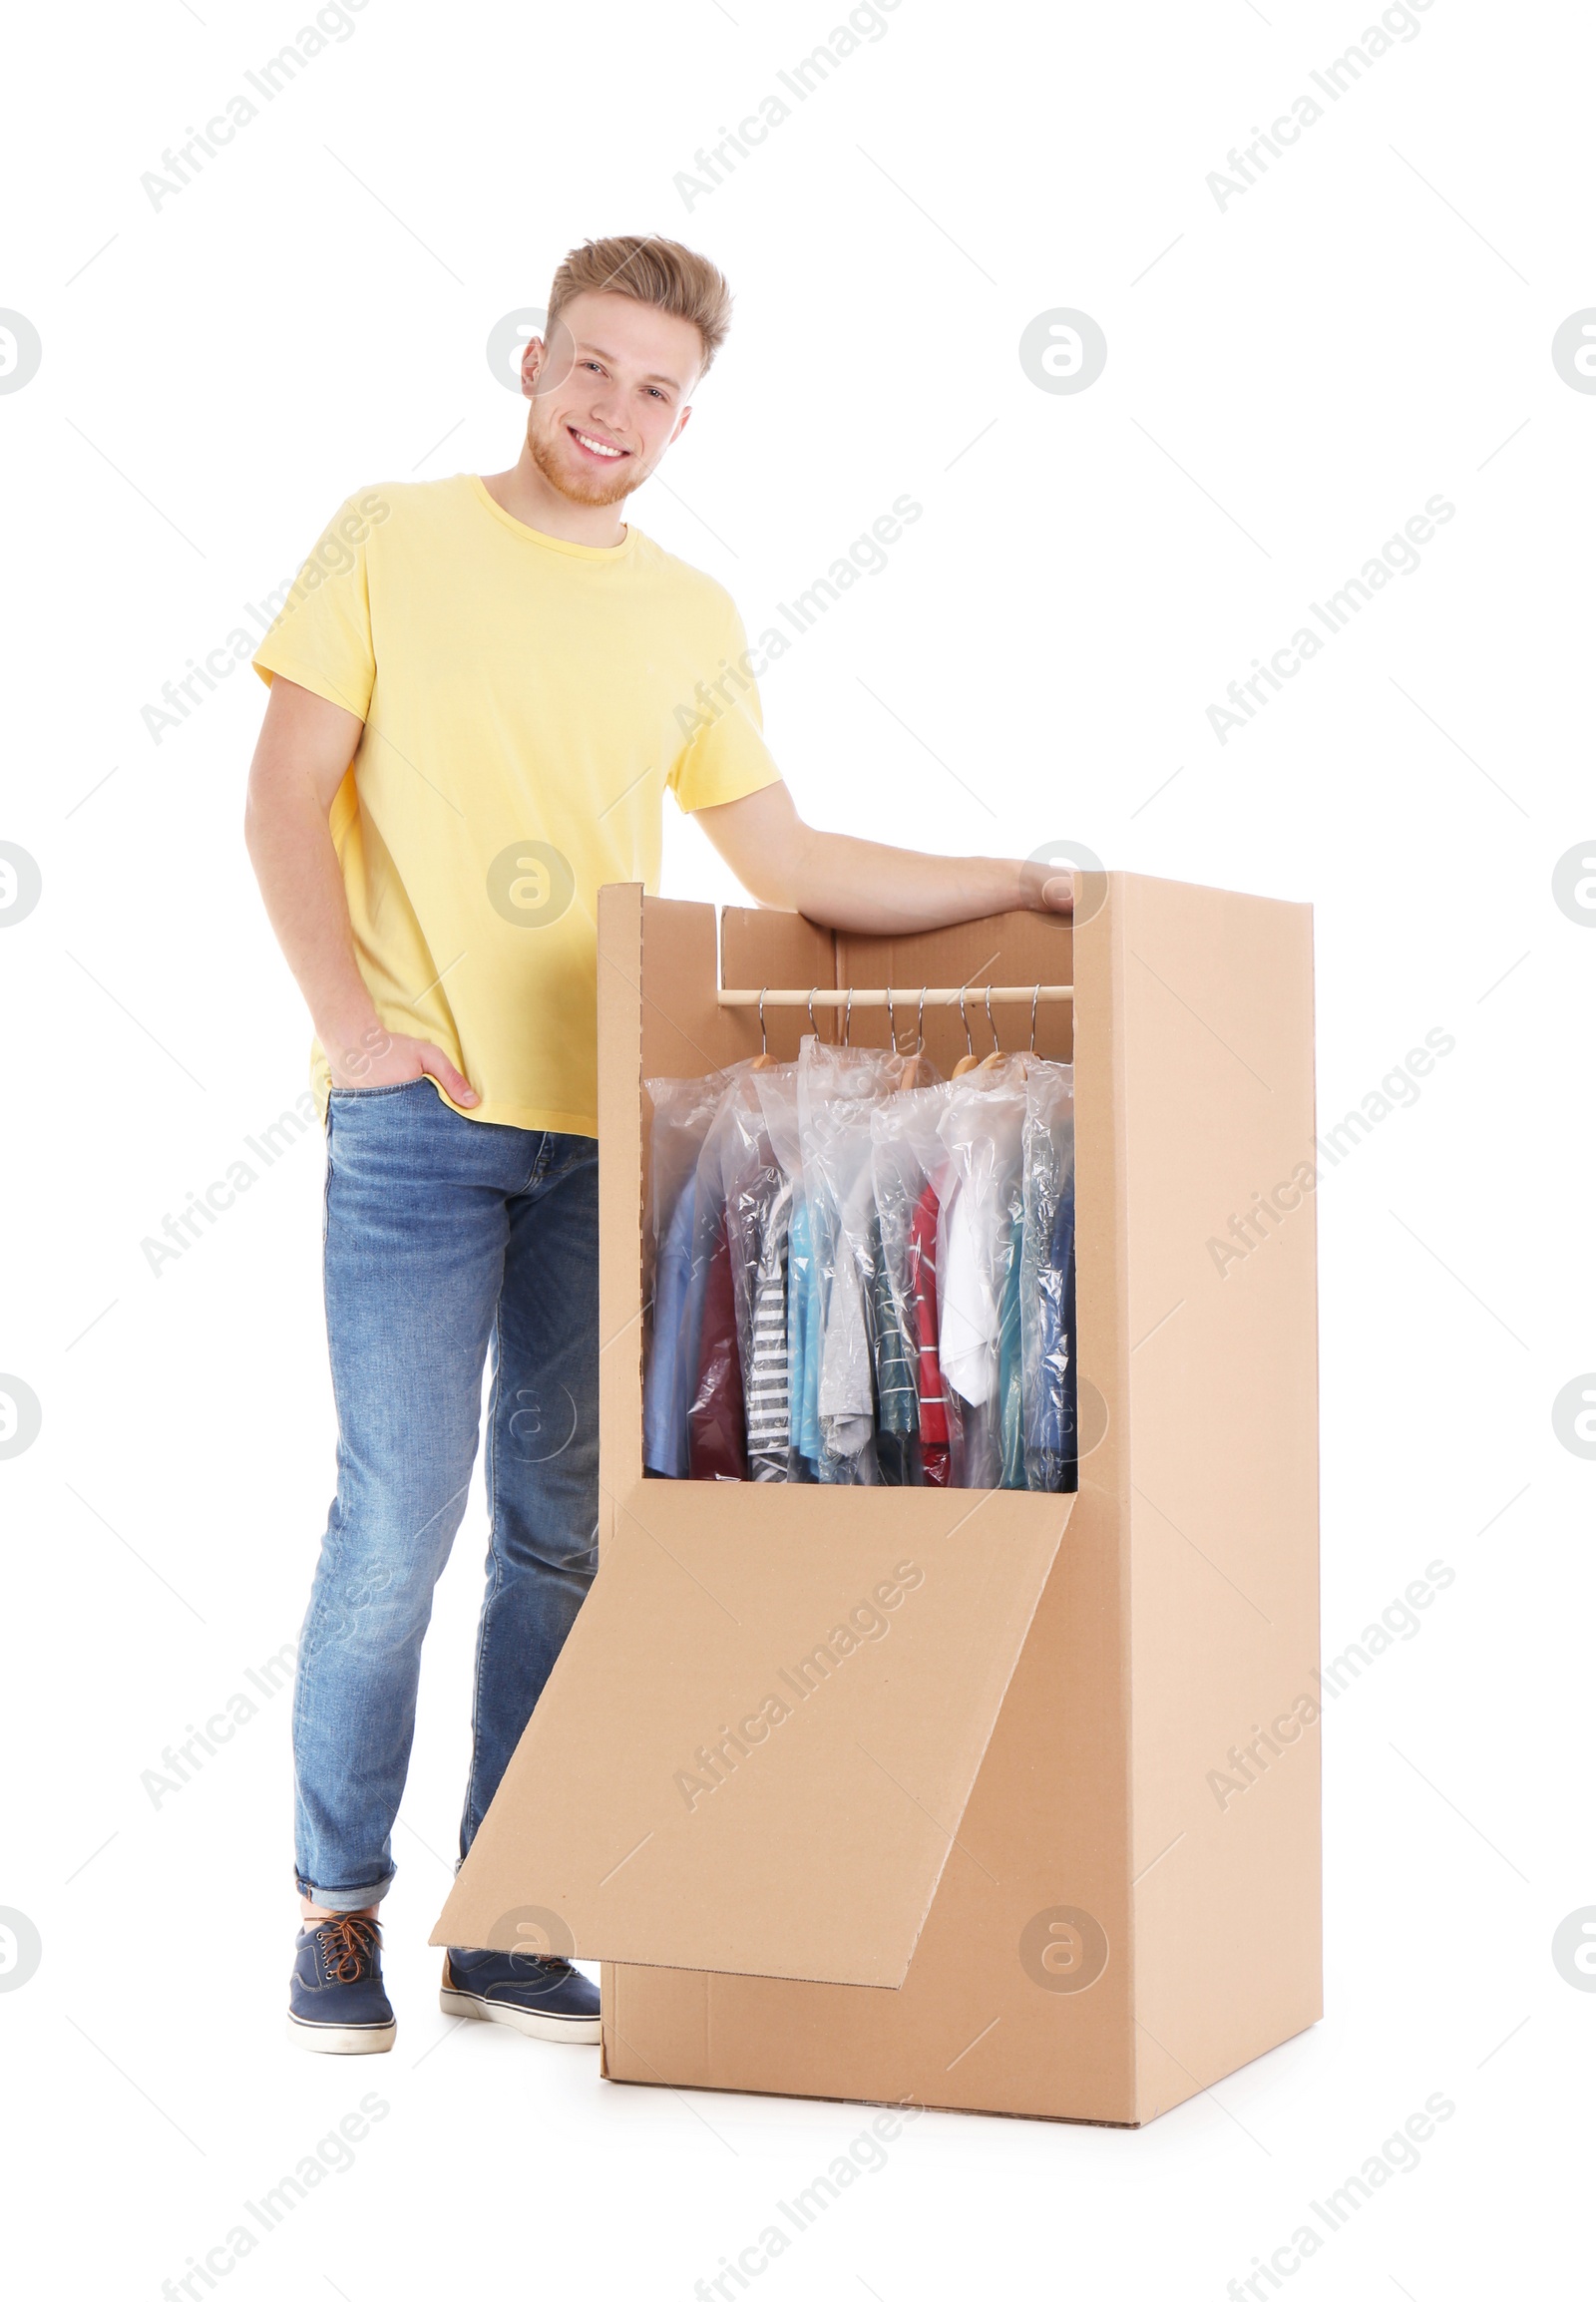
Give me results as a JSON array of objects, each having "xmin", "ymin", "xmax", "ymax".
[
  {"xmin": 317, "ymin": 1915, "xmax": 378, "ymax": 1982},
  {"xmin": 504, "ymin": 1934, "xmax": 572, "ymax": 1977}
]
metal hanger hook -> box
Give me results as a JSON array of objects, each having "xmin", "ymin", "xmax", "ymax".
[
  {"xmin": 808, "ymin": 986, "xmax": 817, "ymax": 1037},
  {"xmin": 985, "ymin": 984, "xmax": 998, "ymax": 1056},
  {"xmin": 917, "ymin": 986, "xmax": 927, "ymax": 1052},
  {"xmin": 842, "ymin": 985, "xmax": 854, "ymax": 1046},
  {"xmin": 758, "ymin": 986, "xmax": 768, "ymax": 1058},
  {"xmin": 1029, "ymin": 983, "xmax": 1040, "ymax": 1052},
  {"xmin": 959, "ymin": 988, "xmax": 973, "ymax": 1059},
  {"xmin": 886, "ymin": 983, "xmax": 897, "ymax": 1054}
]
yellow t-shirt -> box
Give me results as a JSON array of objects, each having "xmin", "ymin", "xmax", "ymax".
[{"xmin": 252, "ymin": 473, "xmax": 781, "ymax": 1133}]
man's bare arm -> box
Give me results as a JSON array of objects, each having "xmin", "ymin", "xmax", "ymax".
[
  {"xmin": 243, "ymin": 676, "xmax": 478, "ymax": 1101},
  {"xmin": 692, "ymin": 779, "xmax": 1073, "ymax": 936}
]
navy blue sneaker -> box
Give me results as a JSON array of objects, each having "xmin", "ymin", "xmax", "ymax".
[
  {"xmin": 441, "ymin": 1945, "xmax": 600, "ymax": 2043},
  {"xmin": 286, "ymin": 1916, "xmax": 396, "ymax": 2055}
]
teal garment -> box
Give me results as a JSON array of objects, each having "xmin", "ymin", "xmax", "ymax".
[
  {"xmin": 998, "ymin": 1214, "xmax": 1024, "ymax": 1490},
  {"xmin": 787, "ymin": 1196, "xmax": 823, "ymax": 1472}
]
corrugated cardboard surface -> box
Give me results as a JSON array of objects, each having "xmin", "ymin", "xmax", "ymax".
[
  {"xmin": 430, "ymin": 1484, "xmax": 1069, "ymax": 1985},
  {"xmin": 602, "ymin": 1473, "xmax": 1141, "ymax": 2120},
  {"xmin": 1114, "ymin": 874, "xmax": 1322, "ymax": 2119},
  {"xmin": 440, "ymin": 877, "xmax": 1320, "ymax": 2124}
]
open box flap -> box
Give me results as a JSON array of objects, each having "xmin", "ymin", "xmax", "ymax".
[{"xmin": 432, "ymin": 1483, "xmax": 1073, "ymax": 1987}]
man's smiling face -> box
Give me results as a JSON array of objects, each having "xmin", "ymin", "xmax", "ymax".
[{"xmin": 521, "ymin": 289, "xmax": 703, "ymax": 509}]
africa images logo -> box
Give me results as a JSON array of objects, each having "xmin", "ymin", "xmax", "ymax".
[
  {"xmin": 486, "ymin": 842, "xmax": 577, "ymax": 930},
  {"xmin": 1018, "ymin": 1905, "xmax": 1109, "ymax": 1994}
]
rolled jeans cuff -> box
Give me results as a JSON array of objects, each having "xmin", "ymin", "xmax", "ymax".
[{"xmin": 296, "ymin": 1870, "xmax": 394, "ymax": 1913}]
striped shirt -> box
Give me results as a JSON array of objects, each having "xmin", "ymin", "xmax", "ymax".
[{"xmin": 745, "ymin": 1177, "xmax": 792, "ymax": 1480}]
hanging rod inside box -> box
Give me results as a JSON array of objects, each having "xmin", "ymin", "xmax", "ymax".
[{"xmin": 716, "ymin": 983, "xmax": 1073, "ymax": 1007}]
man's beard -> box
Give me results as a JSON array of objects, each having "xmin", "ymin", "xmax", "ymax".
[{"xmin": 526, "ymin": 414, "xmax": 645, "ymax": 510}]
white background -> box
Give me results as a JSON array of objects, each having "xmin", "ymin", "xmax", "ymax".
[{"xmin": 1, "ymin": 0, "xmax": 1588, "ymax": 2293}]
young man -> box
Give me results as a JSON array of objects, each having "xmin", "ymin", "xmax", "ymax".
[{"xmin": 245, "ymin": 235, "xmax": 1072, "ymax": 2056}]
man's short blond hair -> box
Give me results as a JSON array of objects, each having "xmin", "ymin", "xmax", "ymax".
[{"xmin": 547, "ymin": 236, "xmax": 733, "ymax": 376}]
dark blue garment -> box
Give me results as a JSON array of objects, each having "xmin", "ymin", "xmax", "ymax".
[
  {"xmin": 1059, "ymin": 1195, "xmax": 1077, "ymax": 1492},
  {"xmin": 1027, "ymin": 1187, "xmax": 1076, "ymax": 1492},
  {"xmin": 643, "ymin": 1181, "xmax": 695, "ymax": 1477}
]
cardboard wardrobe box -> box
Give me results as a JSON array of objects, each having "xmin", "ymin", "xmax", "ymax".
[{"xmin": 434, "ymin": 871, "xmax": 1321, "ymax": 2126}]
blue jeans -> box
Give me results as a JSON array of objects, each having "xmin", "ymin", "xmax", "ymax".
[{"xmin": 293, "ymin": 1079, "xmax": 598, "ymax": 1913}]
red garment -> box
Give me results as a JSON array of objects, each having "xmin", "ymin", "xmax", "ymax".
[
  {"xmin": 907, "ymin": 1182, "xmax": 952, "ymax": 1487},
  {"xmin": 689, "ymin": 1208, "xmax": 748, "ymax": 1481}
]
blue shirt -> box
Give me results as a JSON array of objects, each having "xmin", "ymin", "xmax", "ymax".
[
  {"xmin": 643, "ymin": 1182, "xmax": 697, "ymax": 1477},
  {"xmin": 787, "ymin": 1196, "xmax": 823, "ymax": 1471}
]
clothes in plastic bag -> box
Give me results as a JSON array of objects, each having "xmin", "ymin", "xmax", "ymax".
[
  {"xmin": 998, "ymin": 1235, "xmax": 1024, "ymax": 1489},
  {"xmin": 870, "ymin": 1198, "xmax": 919, "ymax": 1485},
  {"xmin": 753, "ymin": 1065, "xmax": 821, "ymax": 1478},
  {"xmin": 797, "ymin": 1036, "xmax": 915, "ymax": 1485},
  {"xmin": 641, "ymin": 1069, "xmax": 726, "ymax": 1477},
  {"xmin": 719, "ymin": 1065, "xmax": 797, "ymax": 1481},
  {"xmin": 786, "ymin": 1196, "xmax": 823, "ymax": 1479},
  {"xmin": 643, "ymin": 1045, "xmax": 1073, "ymax": 1493},
  {"xmin": 870, "ymin": 1080, "xmax": 955, "ymax": 1486},
  {"xmin": 684, "ymin": 1068, "xmax": 757, "ymax": 1480},
  {"xmin": 937, "ymin": 1058, "xmax": 1029, "ymax": 1488},
  {"xmin": 1020, "ymin": 1059, "xmax": 1076, "ymax": 1492},
  {"xmin": 688, "ymin": 1200, "xmax": 747, "ymax": 1479},
  {"xmin": 746, "ymin": 1178, "xmax": 795, "ymax": 1478}
]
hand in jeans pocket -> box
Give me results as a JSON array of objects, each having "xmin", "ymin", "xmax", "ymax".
[{"xmin": 327, "ymin": 1023, "xmax": 478, "ymax": 1104}]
